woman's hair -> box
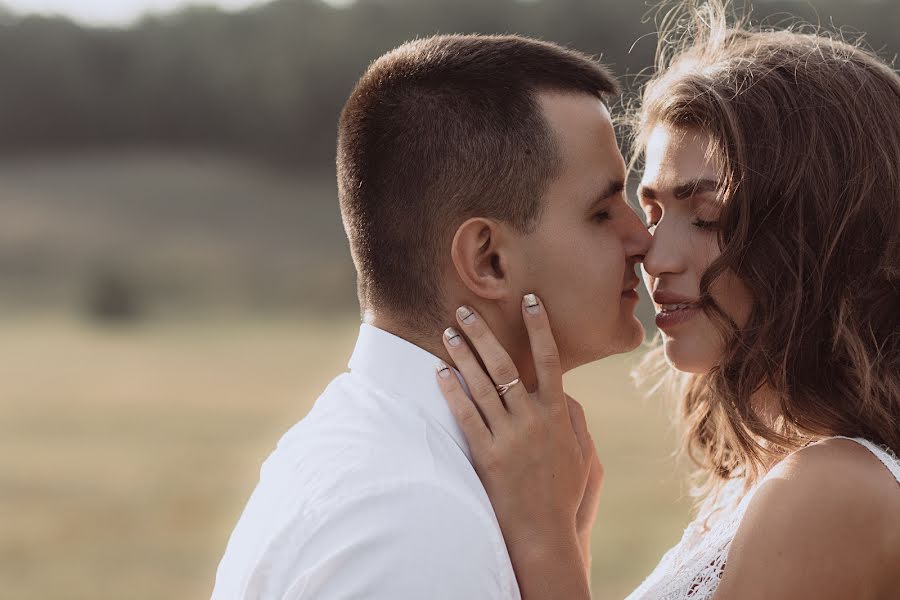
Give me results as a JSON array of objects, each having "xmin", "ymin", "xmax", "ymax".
[{"xmin": 629, "ymin": 0, "xmax": 900, "ymax": 500}]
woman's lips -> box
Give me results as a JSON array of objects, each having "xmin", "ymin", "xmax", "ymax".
[{"xmin": 655, "ymin": 303, "xmax": 700, "ymax": 330}]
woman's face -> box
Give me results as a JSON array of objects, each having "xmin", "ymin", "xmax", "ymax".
[{"xmin": 638, "ymin": 124, "xmax": 753, "ymax": 373}]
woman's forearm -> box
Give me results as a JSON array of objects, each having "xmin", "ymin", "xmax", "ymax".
[
  {"xmin": 578, "ymin": 529, "xmax": 593, "ymax": 581},
  {"xmin": 507, "ymin": 535, "xmax": 592, "ymax": 600}
]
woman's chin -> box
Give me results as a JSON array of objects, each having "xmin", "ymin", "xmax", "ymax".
[{"xmin": 662, "ymin": 336, "xmax": 717, "ymax": 374}]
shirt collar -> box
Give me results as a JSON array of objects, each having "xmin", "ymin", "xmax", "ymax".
[{"xmin": 348, "ymin": 323, "xmax": 472, "ymax": 463}]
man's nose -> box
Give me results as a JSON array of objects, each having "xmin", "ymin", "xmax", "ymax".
[{"xmin": 622, "ymin": 206, "xmax": 652, "ymax": 260}]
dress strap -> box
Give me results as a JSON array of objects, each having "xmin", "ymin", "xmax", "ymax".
[{"xmin": 826, "ymin": 436, "xmax": 900, "ymax": 483}]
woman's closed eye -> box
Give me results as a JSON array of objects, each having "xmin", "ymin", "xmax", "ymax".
[
  {"xmin": 642, "ymin": 216, "xmax": 717, "ymax": 233},
  {"xmin": 691, "ymin": 218, "xmax": 719, "ymax": 230}
]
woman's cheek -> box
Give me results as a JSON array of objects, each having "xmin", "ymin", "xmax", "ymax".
[{"xmin": 710, "ymin": 272, "xmax": 753, "ymax": 328}]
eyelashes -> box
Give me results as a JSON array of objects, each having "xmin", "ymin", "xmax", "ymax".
[
  {"xmin": 691, "ymin": 218, "xmax": 720, "ymax": 230},
  {"xmin": 643, "ymin": 218, "xmax": 720, "ymax": 232}
]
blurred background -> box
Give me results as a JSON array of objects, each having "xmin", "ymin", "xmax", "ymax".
[{"xmin": 0, "ymin": 0, "xmax": 895, "ymax": 598}]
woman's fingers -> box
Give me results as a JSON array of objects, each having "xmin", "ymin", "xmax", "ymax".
[
  {"xmin": 454, "ymin": 305, "xmax": 530, "ymax": 414},
  {"xmin": 436, "ymin": 361, "xmax": 492, "ymax": 453},
  {"xmin": 568, "ymin": 394, "xmax": 603, "ymax": 544},
  {"xmin": 521, "ymin": 293, "xmax": 566, "ymax": 409},
  {"xmin": 443, "ymin": 325, "xmax": 510, "ymax": 428},
  {"xmin": 566, "ymin": 394, "xmax": 594, "ymax": 463}
]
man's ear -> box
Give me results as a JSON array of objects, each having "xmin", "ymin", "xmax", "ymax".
[{"xmin": 450, "ymin": 218, "xmax": 516, "ymax": 300}]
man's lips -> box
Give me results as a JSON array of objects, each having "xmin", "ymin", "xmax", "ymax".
[
  {"xmin": 621, "ymin": 279, "xmax": 641, "ymax": 302},
  {"xmin": 622, "ymin": 278, "xmax": 641, "ymax": 293}
]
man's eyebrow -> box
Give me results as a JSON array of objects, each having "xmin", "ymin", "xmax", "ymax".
[
  {"xmin": 638, "ymin": 178, "xmax": 718, "ymax": 201},
  {"xmin": 591, "ymin": 179, "xmax": 625, "ymax": 206}
]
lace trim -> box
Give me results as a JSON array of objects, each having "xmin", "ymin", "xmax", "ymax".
[
  {"xmin": 625, "ymin": 436, "xmax": 900, "ymax": 600},
  {"xmin": 625, "ymin": 477, "xmax": 755, "ymax": 600}
]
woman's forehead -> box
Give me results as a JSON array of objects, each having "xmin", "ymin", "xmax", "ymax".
[{"xmin": 640, "ymin": 124, "xmax": 719, "ymax": 187}]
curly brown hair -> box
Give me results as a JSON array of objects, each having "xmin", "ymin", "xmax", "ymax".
[{"xmin": 630, "ymin": 1, "xmax": 900, "ymax": 498}]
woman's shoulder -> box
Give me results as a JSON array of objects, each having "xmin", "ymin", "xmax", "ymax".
[
  {"xmin": 748, "ymin": 436, "xmax": 900, "ymax": 550},
  {"xmin": 715, "ymin": 437, "xmax": 900, "ymax": 599},
  {"xmin": 741, "ymin": 437, "xmax": 899, "ymax": 520},
  {"xmin": 778, "ymin": 436, "xmax": 899, "ymax": 488}
]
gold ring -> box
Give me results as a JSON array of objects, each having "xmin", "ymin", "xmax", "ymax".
[{"xmin": 495, "ymin": 378, "xmax": 520, "ymax": 396}]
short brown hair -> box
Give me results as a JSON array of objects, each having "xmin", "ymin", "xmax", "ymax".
[
  {"xmin": 337, "ymin": 34, "xmax": 617, "ymax": 327},
  {"xmin": 631, "ymin": 1, "xmax": 900, "ymax": 498}
]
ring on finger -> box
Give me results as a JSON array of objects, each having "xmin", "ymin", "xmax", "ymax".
[{"xmin": 495, "ymin": 378, "xmax": 520, "ymax": 396}]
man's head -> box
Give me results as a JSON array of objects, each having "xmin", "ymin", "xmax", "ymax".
[{"xmin": 338, "ymin": 34, "xmax": 650, "ymax": 372}]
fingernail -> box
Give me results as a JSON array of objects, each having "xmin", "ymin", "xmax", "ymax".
[
  {"xmin": 456, "ymin": 306, "xmax": 476, "ymax": 325},
  {"xmin": 523, "ymin": 293, "xmax": 540, "ymax": 314},
  {"xmin": 437, "ymin": 361, "xmax": 451, "ymax": 378},
  {"xmin": 444, "ymin": 327, "xmax": 462, "ymax": 347}
]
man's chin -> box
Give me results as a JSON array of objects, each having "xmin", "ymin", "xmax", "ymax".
[
  {"xmin": 605, "ymin": 322, "xmax": 645, "ymax": 358},
  {"xmin": 625, "ymin": 319, "xmax": 646, "ymax": 349},
  {"xmin": 563, "ymin": 321, "xmax": 645, "ymax": 370},
  {"xmin": 609, "ymin": 319, "xmax": 646, "ymax": 354}
]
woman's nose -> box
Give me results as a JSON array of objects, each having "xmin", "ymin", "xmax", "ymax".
[{"xmin": 642, "ymin": 219, "xmax": 685, "ymax": 277}]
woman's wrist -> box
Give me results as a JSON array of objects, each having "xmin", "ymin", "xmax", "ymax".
[
  {"xmin": 577, "ymin": 529, "xmax": 593, "ymax": 579},
  {"xmin": 506, "ymin": 532, "xmax": 591, "ymax": 600}
]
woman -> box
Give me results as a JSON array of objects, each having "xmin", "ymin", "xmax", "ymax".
[{"xmin": 435, "ymin": 2, "xmax": 900, "ymax": 598}]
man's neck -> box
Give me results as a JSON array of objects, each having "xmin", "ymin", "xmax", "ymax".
[
  {"xmin": 368, "ymin": 312, "xmax": 539, "ymax": 393},
  {"xmin": 368, "ymin": 313, "xmax": 452, "ymax": 368}
]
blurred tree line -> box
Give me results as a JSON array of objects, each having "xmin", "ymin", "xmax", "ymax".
[{"xmin": 0, "ymin": 0, "xmax": 896, "ymax": 168}]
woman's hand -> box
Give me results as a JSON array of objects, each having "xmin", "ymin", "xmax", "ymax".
[
  {"xmin": 435, "ymin": 293, "xmax": 600, "ymax": 600},
  {"xmin": 575, "ymin": 416, "xmax": 604, "ymax": 574}
]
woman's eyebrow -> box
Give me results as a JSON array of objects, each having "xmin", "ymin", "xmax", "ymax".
[
  {"xmin": 637, "ymin": 184, "xmax": 655, "ymax": 200},
  {"xmin": 637, "ymin": 178, "xmax": 718, "ymax": 201},
  {"xmin": 673, "ymin": 178, "xmax": 718, "ymax": 199}
]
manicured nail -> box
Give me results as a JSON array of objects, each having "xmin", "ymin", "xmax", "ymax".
[
  {"xmin": 444, "ymin": 327, "xmax": 462, "ymax": 347},
  {"xmin": 523, "ymin": 293, "xmax": 540, "ymax": 314},
  {"xmin": 457, "ymin": 306, "xmax": 476, "ymax": 325},
  {"xmin": 437, "ymin": 361, "xmax": 451, "ymax": 379}
]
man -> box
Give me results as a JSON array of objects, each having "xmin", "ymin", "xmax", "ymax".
[{"xmin": 212, "ymin": 34, "xmax": 650, "ymax": 599}]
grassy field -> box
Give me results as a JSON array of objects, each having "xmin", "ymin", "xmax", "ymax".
[
  {"xmin": 0, "ymin": 314, "xmax": 691, "ymax": 599},
  {"xmin": 0, "ymin": 152, "xmax": 356, "ymax": 314}
]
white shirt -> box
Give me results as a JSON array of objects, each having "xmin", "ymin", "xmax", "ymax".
[{"xmin": 211, "ymin": 323, "xmax": 521, "ymax": 600}]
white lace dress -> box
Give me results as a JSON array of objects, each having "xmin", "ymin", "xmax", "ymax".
[{"xmin": 624, "ymin": 437, "xmax": 900, "ymax": 600}]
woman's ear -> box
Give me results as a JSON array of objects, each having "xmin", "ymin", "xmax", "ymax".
[{"xmin": 450, "ymin": 218, "xmax": 514, "ymax": 301}]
